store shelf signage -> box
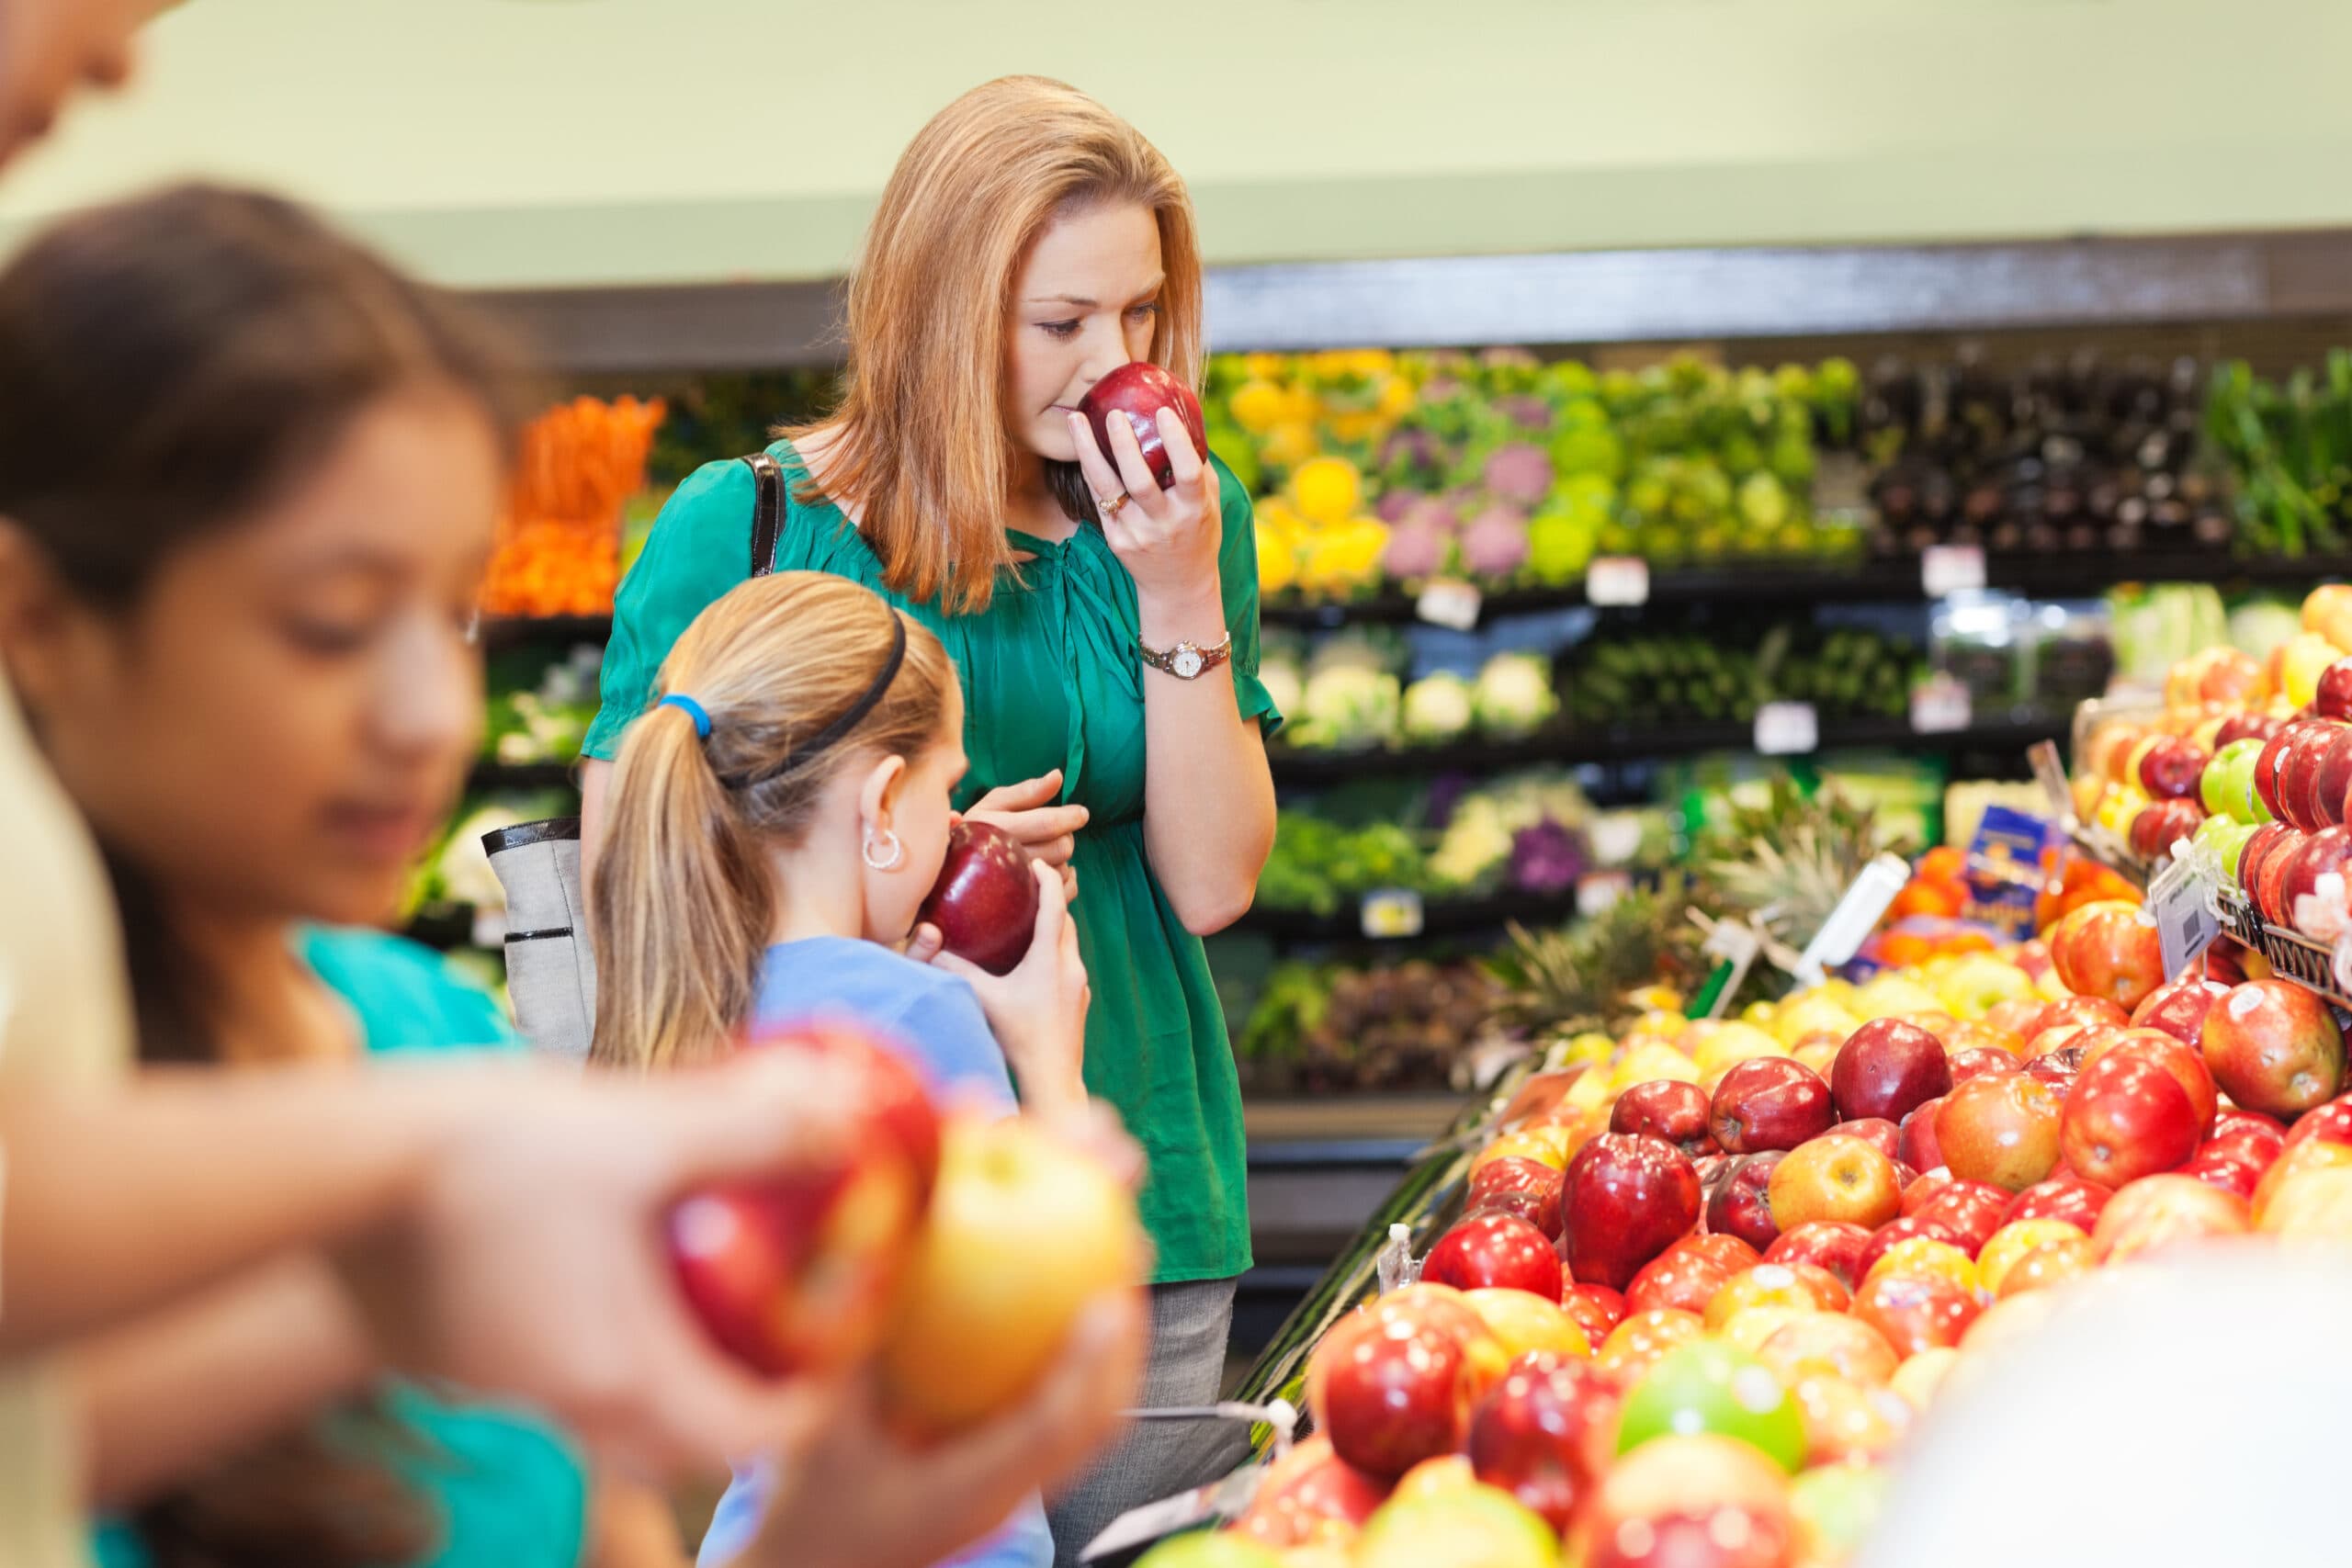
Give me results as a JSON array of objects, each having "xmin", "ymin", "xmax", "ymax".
[
  {"xmin": 1755, "ymin": 701, "xmax": 1819, "ymax": 756},
  {"xmin": 1414, "ymin": 578, "xmax": 1483, "ymax": 630},
  {"xmin": 1921, "ymin": 544, "xmax": 1987, "ymax": 599},
  {"xmin": 1587, "ymin": 557, "xmax": 1651, "ymax": 607},
  {"xmin": 1361, "ymin": 887, "xmax": 1426, "ymax": 939}
]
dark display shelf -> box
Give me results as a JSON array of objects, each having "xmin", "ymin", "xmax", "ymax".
[
  {"xmin": 478, "ymin": 615, "xmax": 614, "ymax": 649},
  {"xmin": 1237, "ymin": 886, "xmax": 1586, "ymax": 943},
  {"xmin": 1261, "ymin": 549, "xmax": 2352, "ymax": 631},
  {"xmin": 1268, "ymin": 711, "xmax": 2069, "ymax": 787},
  {"xmin": 467, "ymin": 760, "xmax": 579, "ymax": 791}
]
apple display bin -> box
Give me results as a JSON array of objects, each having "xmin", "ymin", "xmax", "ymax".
[{"xmin": 2217, "ymin": 885, "xmax": 2352, "ymax": 1013}]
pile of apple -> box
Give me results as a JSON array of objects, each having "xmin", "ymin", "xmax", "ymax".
[
  {"xmin": 2080, "ymin": 585, "xmax": 2352, "ymax": 942},
  {"xmin": 1144, "ymin": 935, "xmax": 2352, "ymax": 1568}
]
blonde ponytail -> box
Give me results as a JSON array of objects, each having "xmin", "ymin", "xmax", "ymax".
[{"xmin": 590, "ymin": 572, "xmax": 955, "ymax": 1071}]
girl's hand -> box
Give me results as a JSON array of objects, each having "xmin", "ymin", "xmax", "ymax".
[
  {"xmin": 962, "ymin": 769, "xmax": 1086, "ymax": 897},
  {"xmin": 930, "ymin": 861, "xmax": 1090, "ymax": 1123},
  {"xmin": 1068, "ymin": 406, "xmax": 1223, "ymax": 609}
]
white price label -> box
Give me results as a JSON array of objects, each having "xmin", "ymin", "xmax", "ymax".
[
  {"xmin": 1587, "ymin": 557, "xmax": 1651, "ymax": 607},
  {"xmin": 1908, "ymin": 673, "xmax": 1973, "ymax": 735},
  {"xmin": 1415, "ymin": 578, "xmax": 1483, "ymax": 631},
  {"xmin": 1921, "ymin": 544, "xmax": 1987, "ymax": 599},
  {"xmin": 1755, "ymin": 701, "xmax": 1819, "ymax": 756},
  {"xmin": 2148, "ymin": 855, "xmax": 2221, "ymax": 979},
  {"xmin": 1360, "ymin": 888, "xmax": 1426, "ymax": 939}
]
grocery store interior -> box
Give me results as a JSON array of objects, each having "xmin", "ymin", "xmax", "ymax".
[{"xmin": 19, "ymin": 3, "xmax": 2352, "ymax": 1566}]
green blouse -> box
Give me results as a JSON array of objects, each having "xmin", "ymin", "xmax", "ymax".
[{"xmin": 582, "ymin": 442, "xmax": 1279, "ymax": 1283}]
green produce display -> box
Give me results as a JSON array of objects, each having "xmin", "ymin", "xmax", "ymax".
[
  {"xmin": 1238, "ymin": 957, "xmax": 1503, "ymax": 1095},
  {"xmin": 1565, "ymin": 625, "xmax": 1927, "ymax": 729}
]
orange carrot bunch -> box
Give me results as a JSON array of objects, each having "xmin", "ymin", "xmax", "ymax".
[{"xmin": 480, "ymin": 395, "xmax": 666, "ymax": 617}]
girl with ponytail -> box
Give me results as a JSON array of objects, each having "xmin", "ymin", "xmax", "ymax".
[{"xmin": 590, "ymin": 570, "xmax": 1093, "ymax": 1568}]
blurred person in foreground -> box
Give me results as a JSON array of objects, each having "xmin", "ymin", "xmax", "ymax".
[
  {"xmin": 0, "ymin": 7, "xmax": 1143, "ymax": 1567},
  {"xmin": 1860, "ymin": 1244, "xmax": 2352, "ymax": 1567}
]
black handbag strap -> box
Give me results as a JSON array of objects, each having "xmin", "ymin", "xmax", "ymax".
[{"xmin": 740, "ymin": 451, "xmax": 786, "ymax": 579}]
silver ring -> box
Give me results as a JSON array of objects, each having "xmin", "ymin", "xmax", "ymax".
[{"xmin": 1098, "ymin": 491, "xmax": 1131, "ymax": 519}]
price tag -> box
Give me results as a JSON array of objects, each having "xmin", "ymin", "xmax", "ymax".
[
  {"xmin": 1908, "ymin": 673, "xmax": 1973, "ymax": 734},
  {"xmin": 1360, "ymin": 888, "xmax": 1426, "ymax": 939},
  {"xmin": 1577, "ymin": 872, "xmax": 1632, "ymax": 918},
  {"xmin": 1795, "ymin": 853, "xmax": 1914, "ymax": 984},
  {"xmin": 1587, "ymin": 557, "xmax": 1651, "ymax": 607},
  {"xmin": 1921, "ymin": 544, "xmax": 1987, "ymax": 599},
  {"xmin": 1415, "ymin": 577, "xmax": 1483, "ymax": 631},
  {"xmin": 1754, "ymin": 701, "xmax": 1819, "ymax": 756},
  {"xmin": 2148, "ymin": 853, "xmax": 2221, "ymax": 979}
]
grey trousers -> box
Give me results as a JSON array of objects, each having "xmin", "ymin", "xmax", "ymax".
[{"xmin": 1045, "ymin": 1275, "xmax": 1240, "ymax": 1567}]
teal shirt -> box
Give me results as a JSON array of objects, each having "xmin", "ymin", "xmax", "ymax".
[
  {"xmin": 582, "ymin": 442, "xmax": 1279, "ymax": 1284},
  {"xmin": 95, "ymin": 929, "xmax": 589, "ymax": 1568}
]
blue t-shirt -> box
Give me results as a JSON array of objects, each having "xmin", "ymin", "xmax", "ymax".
[
  {"xmin": 95, "ymin": 928, "xmax": 588, "ymax": 1568},
  {"xmin": 698, "ymin": 937, "xmax": 1050, "ymax": 1568}
]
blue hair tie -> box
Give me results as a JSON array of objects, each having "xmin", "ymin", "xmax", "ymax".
[{"xmin": 659, "ymin": 694, "xmax": 713, "ymax": 739}]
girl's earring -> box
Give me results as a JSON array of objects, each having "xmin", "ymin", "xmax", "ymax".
[{"xmin": 861, "ymin": 828, "xmax": 903, "ymax": 871}]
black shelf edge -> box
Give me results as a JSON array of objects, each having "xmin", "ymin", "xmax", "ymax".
[
  {"xmin": 1261, "ymin": 549, "xmax": 2352, "ymax": 630},
  {"xmin": 1239, "ymin": 886, "xmax": 1587, "ymax": 942},
  {"xmin": 468, "ymin": 760, "xmax": 581, "ymax": 792},
  {"xmin": 478, "ymin": 615, "xmax": 613, "ymax": 649},
  {"xmin": 1269, "ymin": 712, "xmax": 2069, "ymax": 786}
]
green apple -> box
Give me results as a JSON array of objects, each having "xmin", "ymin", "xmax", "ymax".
[
  {"xmin": 1931, "ymin": 953, "xmax": 2035, "ymax": 1017},
  {"xmin": 1615, "ymin": 1339, "xmax": 1806, "ymax": 1474},
  {"xmin": 2210, "ymin": 737, "xmax": 2270, "ymax": 824},
  {"xmin": 1790, "ymin": 1461, "xmax": 1890, "ymax": 1563},
  {"xmin": 1353, "ymin": 1484, "xmax": 1561, "ymax": 1568},
  {"xmin": 1134, "ymin": 1533, "xmax": 1285, "ymax": 1568}
]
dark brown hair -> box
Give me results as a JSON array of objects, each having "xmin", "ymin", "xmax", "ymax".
[{"xmin": 0, "ymin": 183, "xmax": 528, "ymax": 1567}]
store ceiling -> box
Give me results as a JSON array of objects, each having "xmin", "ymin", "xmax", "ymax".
[{"xmin": 4, "ymin": 0, "xmax": 2351, "ymax": 290}]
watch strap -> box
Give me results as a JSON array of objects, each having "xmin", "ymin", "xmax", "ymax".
[{"xmin": 1138, "ymin": 630, "xmax": 1234, "ymax": 678}]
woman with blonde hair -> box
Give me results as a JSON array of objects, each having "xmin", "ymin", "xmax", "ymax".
[{"xmin": 582, "ymin": 75, "xmax": 1277, "ymax": 1558}]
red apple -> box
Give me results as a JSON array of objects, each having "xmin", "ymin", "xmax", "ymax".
[
  {"xmin": 1849, "ymin": 1271, "xmax": 1982, "ymax": 1358},
  {"xmin": 2025, "ymin": 1045, "xmax": 2090, "ymax": 1095},
  {"xmin": 2278, "ymin": 722, "xmax": 2351, "ymax": 831},
  {"xmin": 2277, "ymin": 825, "xmax": 2352, "ymax": 936},
  {"xmin": 2283, "ymin": 1097, "xmax": 2352, "ymax": 1150},
  {"xmin": 1836, "ymin": 1117, "xmax": 1904, "ymax": 1164},
  {"xmin": 2137, "ymin": 734, "xmax": 2211, "ymax": 801},
  {"xmin": 2314, "ymin": 728, "xmax": 2352, "ymax": 829},
  {"xmin": 1425, "ymin": 1213, "xmax": 1564, "ymax": 1301},
  {"xmin": 1703, "ymin": 1151, "xmax": 1785, "ymax": 1255},
  {"xmin": 2314, "ymin": 658, "xmax": 2352, "ymax": 721},
  {"xmin": 1898, "ymin": 1097, "xmax": 1947, "ymax": 1171},
  {"xmin": 1763, "ymin": 1221, "xmax": 1873, "ymax": 1288},
  {"xmin": 1913, "ymin": 1180, "xmax": 2013, "ymax": 1256},
  {"xmin": 2216, "ymin": 711, "xmax": 2285, "ymax": 750},
  {"xmin": 1467, "ymin": 1353, "xmax": 1621, "ymax": 1536},
  {"xmin": 2060, "ymin": 1053, "xmax": 2201, "ymax": 1185},
  {"xmin": 1768, "ymin": 1134, "xmax": 1903, "ymax": 1232},
  {"xmin": 1469, "ymin": 1156, "xmax": 1567, "ymax": 1241},
  {"xmin": 1611, "ymin": 1079, "xmax": 1716, "ymax": 1158},
  {"xmin": 1986, "ymin": 997, "xmax": 2052, "ymax": 1041},
  {"xmin": 1562, "ymin": 1134, "xmax": 1703, "ymax": 1292},
  {"xmin": 669, "ymin": 1022, "xmax": 942, "ymax": 1378},
  {"xmin": 1077, "ymin": 360, "xmax": 1208, "ymax": 491},
  {"xmin": 1945, "ymin": 1047, "xmax": 2021, "ymax": 1085},
  {"xmin": 1934, "ymin": 1074, "xmax": 2063, "ymax": 1194},
  {"xmin": 2257, "ymin": 828, "xmax": 2311, "ymax": 925},
  {"xmin": 2048, "ymin": 900, "xmax": 2165, "ymax": 1012},
  {"xmin": 1581, "ymin": 1435, "xmax": 1796, "ymax": 1568},
  {"xmin": 1679, "ymin": 1233, "xmax": 1762, "ymax": 1271},
  {"xmin": 915, "ymin": 820, "xmax": 1039, "ymax": 976},
  {"xmin": 2001, "ymin": 1175, "xmax": 2113, "ymax": 1233},
  {"xmin": 2202, "ymin": 979, "xmax": 2348, "ymax": 1117},
  {"xmin": 1708, "ymin": 1058, "xmax": 1835, "ymax": 1154},
  {"xmin": 1562, "ymin": 1282, "xmax": 1627, "ymax": 1343},
  {"xmin": 1231, "ymin": 1434, "xmax": 1389, "ymax": 1550},
  {"xmin": 2080, "ymin": 1028, "xmax": 2219, "ymax": 1138},
  {"xmin": 1625, "ymin": 1243, "xmax": 1736, "ymax": 1320},
  {"xmin": 2181, "ymin": 1142, "xmax": 2268, "ymax": 1201},
  {"xmin": 2256, "ymin": 722, "xmax": 2326, "ymax": 823},
  {"xmin": 1306, "ymin": 1296, "xmax": 1507, "ymax": 1479},
  {"xmin": 2129, "ymin": 797, "xmax": 2207, "ymax": 862},
  {"xmin": 1852, "ymin": 1213, "xmax": 1962, "ymax": 1283},
  {"xmin": 1829, "ymin": 1020, "xmax": 1951, "ymax": 1125},
  {"xmin": 2040, "ymin": 995, "xmax": 2132, "ymax": 1036},
  {"xmin": 2131, "ymin": 975, "xmax": 2233, "ymax": 1046},
  {"xmin": 2091, "ymin": 1172, "xmax": 2250, "ymax": 1263},
  {"xmin": 1586, "ymin": 1506, "xmax": 1794, "ymax": 1568},
  {"xmin": 1899, "ymin": 1168, "xmax": 1953, "ymax": 1217}
]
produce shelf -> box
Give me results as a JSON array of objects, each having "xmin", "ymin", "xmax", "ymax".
[
  {"xmin": 1262, "ymin": 549, "xmax": 2352, "ymax": 631},
  {"xmin": 1237, "ymin": 887, "xmax": 1585, "ymax": 942},
  {"xmin": 2219, "ymin": 886, "xmax": 2352, "ymax": 1010},
  {"xmin": 1268, "ymin": 712, "xmax": 2070, "ymax": 787}
]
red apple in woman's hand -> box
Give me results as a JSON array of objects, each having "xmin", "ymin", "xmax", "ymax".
[
  {"xmin": 917, "ymin": 820, "xmax": 1040, "ymax": 976},
  {"xmin": 1078, "ymin": 361, "xmax": 1207, "ymax": 491}
]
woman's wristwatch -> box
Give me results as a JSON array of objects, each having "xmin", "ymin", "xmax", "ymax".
[{"xmin": 1137, "ymin": 629, "xmax": 1234, "ymax": 680}]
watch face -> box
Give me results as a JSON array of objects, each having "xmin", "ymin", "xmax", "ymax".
[{"xmin": 1172, "ymin": 648, "xmax": 1204, "ymax": 679}]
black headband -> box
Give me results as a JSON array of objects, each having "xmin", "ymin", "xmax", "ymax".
[{"xmin": 743, "ymin": 610, "xmax": 910, "ymax": 786}]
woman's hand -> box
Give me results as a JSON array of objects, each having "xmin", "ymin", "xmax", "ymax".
[
  {"xmin": 962, "ymin": 769, "xmax": 1086, "ymax": 899},
  {"xmin": 1068, "ymin": 407, "xmax": 1223, "ymax": 612},
  {"xmin": 930, "ymin": 861, "xmax": 1090, "ymax": 1123},
  {"xmin": 724, "ymin": 1290, "xmax": 1146, "ymax": 1568}
]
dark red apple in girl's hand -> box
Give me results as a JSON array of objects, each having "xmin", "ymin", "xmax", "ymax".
[
  {"xmin": 917, "ymin": 820, "xmax": 1039, "ymax": 976},
  {"xmin": 668, "ymin": 1022, "xmax": 942, "ymax": 1378},
  {"xmin": 1078, "ymin": 361, "xmax": 1208, "ymax": 491}
]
